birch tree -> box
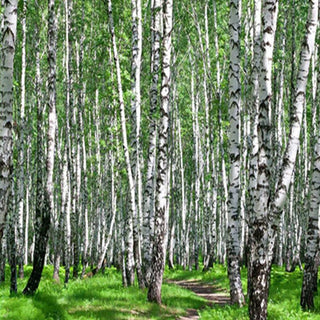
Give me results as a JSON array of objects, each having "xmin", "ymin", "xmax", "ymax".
[
  {"xmin": 23, "ymin": 0, "xmax": 57, "ymax": 295},
  {"xmin": 147, "ymin": 0, "xmax": 172, "ymax": 304},
  {"xmin": 227, "ymin": 0, "xmax": 245, "ymax": 307},
  {"xmin": 248, "ymin": 0, "xmax": 278, "ymax": 318},
  {"xmin": 268, "ymin": 0, "xmax": 318, "ymax": 264},
  {"xmin": 16, "ymin": 0, "xmax": 27, "ymax": 279},
  {"xmin": 300, "ymin": 136, "xmax": 320, "ymax": 309},
  {"xmin": 107, "ymin": 0, "xmax": 137, "ymax": 287},
  {"xmin": 130, "ymin": 0, "xmax": 144, "ymax": 289},
  {"xmin": 0, "ymin": 0, "xmax": 18, "ymax": 251},
  {"xmin": 249, "ymin": 0, "xmax": 318, "ymax": 318},
  {"xmin": 143, "ymin": 0, "xmax": 161, "ymax": 286}
]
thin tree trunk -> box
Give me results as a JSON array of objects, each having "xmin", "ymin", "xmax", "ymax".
[
  {"xmin": 130, "ymin": 0, "xmax": 144, "ymax": 289},
  {"xmin": 0, "ymin": 237, "xmax": 5, "ymax": 282},
  {"xmin": 63, "ymin": 0, "xmax": 72, "ymax": 285},
  {"xmin": 143, "ymin": 0, "xmax": 161, "ymax": 286},
  {"xmin": 94, "ymin": 148, "xmax": 117, "ymax": 274},
  {"xmin": 177, "ymin": 110, "xmax": 186, "ymax": 269},
  {"xmin": 300, "ymin": 7, "xmax": 320, "ymax": 308},
  {"xmin": 227, "ymin": 0, "xmax": 245, "ymax": 306},
  {"xmin": 108, "ymin": 0, "xmax": 136, "ymax": 286},
  {"xmin": 300, "ymin": 137, "xmax": 320, "ymax": 309},
  {"xmin": 8, "ymin": 184, "xmax": 17, "ymax": 293},
  {"xmin": 23, "ymin": 0, "xmax": 57, "ymax": 295},
  {"xmin": 53, "ymin": 136, "xmax": 63, "ymax": 282},
  {"xmin": 268, "ymin": 0, "xmax": 318, "ymax": 263},
  {"xmin": 16, "ymin": 0, "xmax": 27, "ymax": 279}
]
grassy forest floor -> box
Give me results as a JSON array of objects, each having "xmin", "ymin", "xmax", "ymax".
[{"xmin": 0, "ymin": 264, "xmax": 320, "ymax": 319}]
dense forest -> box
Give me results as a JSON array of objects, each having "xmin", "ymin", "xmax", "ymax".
[{"xmin": 0, "ymin": 0, "xmax": 319, "ymax": 319}]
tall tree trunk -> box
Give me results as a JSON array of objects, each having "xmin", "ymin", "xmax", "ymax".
[
  {"xmin": 130, "ymin": 0, "xmax": 144, "ymax": 289},
  {"xmin": 8, "ymin": 184, "xmax": 16, "ymax": 293},
  {"xmin": 16, "ymin": 0, "xmax": 27, "ymax": 280},
  {"xmin": 143, "ymin": 0, "xmax": 160, "ymax": 287},
  {"xmin": 23, "ymin": 0, "xmax": 57, "ymax": 295},
  {"xmin": 147, "ymin": 0, "xmax": 172, "ymax": 304},
  {"xmin": 227, "ymin": 0, "xmax": 245, "ymax": 307},
  {"xmin": 94, "ymin": 133, "xmax": 118, "ymax": 274},
  {"xmin": 300, "ymin": 137, "xmax": 320, "ymax": 309},
  {"xmin": 63, "ymin": 0, "xmax": 72, "ymax": 285},
  {"xmin": 268, "ymin": 0, "xmax": 318, "ymax": 264},
  {"xmin": 4, "ymin": 0, "xmax": 18, "ymax": 294},
  {"xmin": 247, "ymin": 0, "xmax": 261, "ymax": 294},
  {"xmin": 53, "ymin": 136, "xmax": 63, "ymax": 282},
  {"xmin": 108, "ymin": 0, "xmax": 135, "ymax": 286},
  {"xmin": 249, "ymin": 0, "xmax": 278, "ymax": 318},
  {"xmin": 177, "ymin": 110, "xmax": 186, "ymax": 269},
  {"xmin": 79, "ymin": 27, "xmax": 88, "ymax": 278},
  {"xmin": 24, "ymin": 144, "xmax": 31, "ymax": 266},
  {"xmin": 0, "ymin": 0, "xmax": 18, "ymax": 253},
  {"xmin": 249, "ymin": 0, "xmax": 318, "ymax": 318},
  {"xmin": 300, "ymin": 4, "xmax": 320, "ymax": 310}
]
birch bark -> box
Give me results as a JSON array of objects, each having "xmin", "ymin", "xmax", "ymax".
[
  {"xmin": 249, "ymin": 0, "xmax": 318, "ymax": 318},
  {"xmin": 23, "ymin": 0, "xmax": 57, "ymax": 294},
  {"xmin": 0, "ymin": 0, "xmax": 18, "ymax": 248},
  {"xmin": 108, "ymin": 0, "xmax": 136, "ymax": 286},
  {"xmin": 249, "ymin": 0, "xmax": 278, "ymax": 318},
  {"xmin": 147, "ymin": 0, "xmax": 172, "ymax": 304},
  {"xmin": 143, "ymin": 0, "xmax": 161, "ymax": 286},
  {"xmin": 268, "ymin": 0, "xmax": 318, "ymax": 259},
  {"xmin": 227, "ymin": 0, "xmax": 245, "ymax": 306},
  {"xmin": 17, "ymin": 0, "xmax": 27, "ymax": 279},
  {"xmin": 300, "ymin": 136, "xmax": 320, "ymax": 309},
  {"xmin": 130, "ymin": 0, "xmax": 144, "ymax": 288}
]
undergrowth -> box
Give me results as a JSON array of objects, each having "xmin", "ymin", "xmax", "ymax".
[
  {"xmin": 0, "ymin": 264, "xmax": 319, "ymax": 319},
  {"xmin": 165, "ymin": 265, "xmax": 320, "ymax": 320},
  {"xmin": 0, "ymin": 265, "xmax": 206, "ymax": 319}
]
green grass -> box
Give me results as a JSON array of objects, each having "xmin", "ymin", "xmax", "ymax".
[
  {"xmin": 0, "ymin": 265, "xmax": 206, "ymax": 319},
  {"xmin": 165, "ymin": 265, "xmax": 320, "ymax": 320},
  {"xmin": 1, "ymin": 264, "xmax": 320, "ymax": 319}
]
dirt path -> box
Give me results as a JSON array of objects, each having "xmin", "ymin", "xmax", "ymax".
[{"xmin": 167, "ymin": 279, "xmax": 230, "ymax": 319}]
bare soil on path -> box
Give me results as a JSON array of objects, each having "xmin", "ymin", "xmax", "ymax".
[{"xmin": 166, "ymin": 279, "xmax": 230, "ymax": 320}]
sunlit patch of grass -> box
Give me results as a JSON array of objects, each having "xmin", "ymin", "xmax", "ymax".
[
  {"xmin": 1, "ymin": 264, "xmax": 320, "ymax": 319},
  {"xmin": 267, "ymin": 266, "xmax": 320, "ymax": 320},
  {"xmin": 200, "ymin": 304, "xmax": 249, "ymax": 320},
  {"xmin": 162, "ymin": 282, "xmax": 207, "ymax": 311},
  {"xmin": 192, "ymin": 264, "xmax": 320, "ymax": 320},
  {"xmin": 0, "ymin": 265, "xmax": 208, "ymax": 320}
]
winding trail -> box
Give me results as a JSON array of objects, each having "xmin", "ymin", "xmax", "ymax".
[{"xmin": 167, "ymin": 279, "xmax": 230, "ymax": 319}]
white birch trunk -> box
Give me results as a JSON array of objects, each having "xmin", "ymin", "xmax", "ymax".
[
  {"xmin": 0, "ymin": 0, "xmax": 18, "ymax": 246},
  {"xmin": 23, "ymin": 0, "xmax": 57, "ymax": 294},
  {"xmin": 301, "ymin": 135, "xmax": 320, "ymax": 309},
  {"xmin": 148, "ymin": 0, "xmax": 172, "ymax": 304},
  {"xmin": 143, "ymin": 0, "xmax": 161, "ymax": 286},
  {"xmin": 177, "ymin": 111, "xmax": 186, "ymax": 268},
  {"xmin": 108, "ymin": 0, "xmax": 136, "ymax": 286},
  {"xmin": 17, "ymin": 0, "xmax": 27, "ymax": 279},
  {"xmin": 268, "ymin": 0, "xmax": 318, "ymax": 257},
  {"xmin": 227, "ymin": 0, "xmax": 244, "ymax": 306},
  {"xmin": 249, "ymin": 0, "xmax": 278, "ymax": 318},
  {"xmin": 130, "ymin": 0, "xmax": 144, "ymax": 288}
]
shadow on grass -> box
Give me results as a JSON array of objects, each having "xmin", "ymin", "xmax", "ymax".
[
  {"xmin": 32, "ymin": 292, "xmax": 68, "ymax": 320},
  {"xmin": 163, "ymin": 293, "xmax": 207, "ymax": 309},
  {"xmin": 68, "ymin": 306, "xmax": 135, "ymax": 320},
  {"xmin": 69, "ymin": 303, "xmax": 183, "ymax": 320}
]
